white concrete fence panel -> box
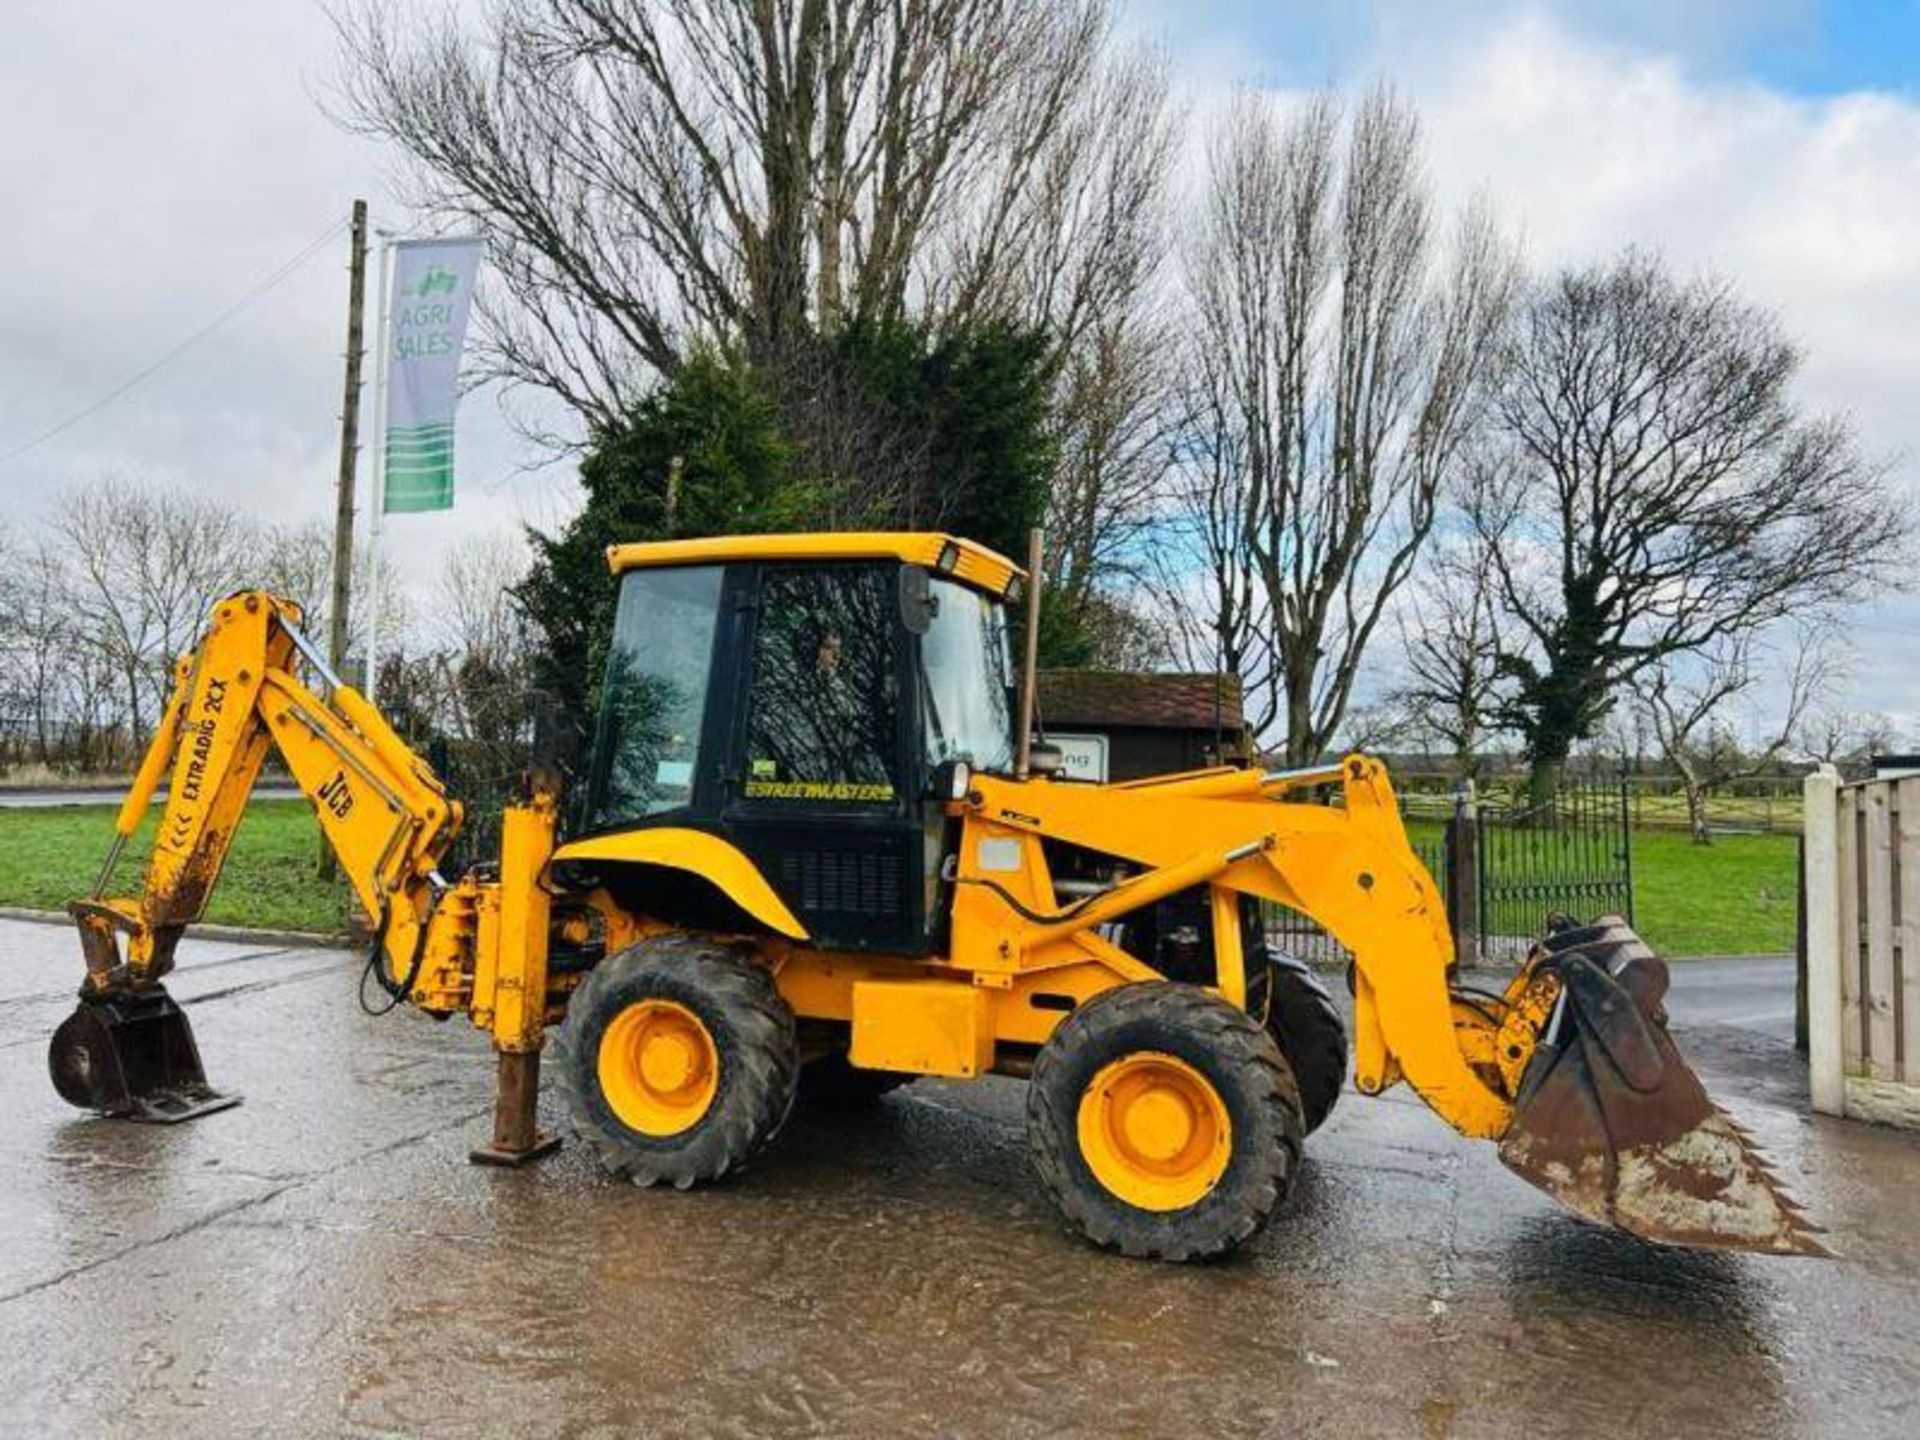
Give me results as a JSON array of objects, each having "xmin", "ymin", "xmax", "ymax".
[{"xmin": 1805, "ymin": 765, "xmax": 1920, "ymax": 1127}]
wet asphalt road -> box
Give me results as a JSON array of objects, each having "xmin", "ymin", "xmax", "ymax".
[
  {"xmin": 1665, "ymin": 955, "xmax": 1796, "ymax": 1042},
  {"xmin": 1, "ymin": 918, "xmax": 1915, "ymax": 1438}
]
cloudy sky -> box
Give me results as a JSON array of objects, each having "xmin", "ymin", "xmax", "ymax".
[{"xmin": 2, "ymin": 1, "xmax": 1917, "ymax": 721}]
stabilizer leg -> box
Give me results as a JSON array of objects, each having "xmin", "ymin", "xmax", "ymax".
[{"xmin": 469, "ymin": 1049, "xmax": 561, "ymax": 1167}]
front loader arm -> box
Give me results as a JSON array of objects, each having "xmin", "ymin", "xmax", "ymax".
[
  {"xmin": 960, "ymin": 756, "xmax": 1826, "ymax": 1254},
  {"xmin": 72, "ymin": 591, "xmax": 461, "ymax": 1003},
  {"xmin": 962, "ymin": 756, "xmax": 1512, "ymax": 1139}
]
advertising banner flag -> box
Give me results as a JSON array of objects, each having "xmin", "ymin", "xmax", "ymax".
[{"xmin": 382, "ymin": 237, "xmax": 483, "ymax": 513}]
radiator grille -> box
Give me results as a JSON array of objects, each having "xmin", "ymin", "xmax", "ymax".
[{"xmin": 778, "ymin": 847, "xmax": 904, "ymax": 919}]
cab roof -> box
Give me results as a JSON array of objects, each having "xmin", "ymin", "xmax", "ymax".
[{"xmin": 604, "ymin": 532, "xmax": 1024, "ymax": 599}]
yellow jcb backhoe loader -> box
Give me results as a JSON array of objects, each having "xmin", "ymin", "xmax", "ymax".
[{"xmin": 47, "ymin": 532, "xmax": 1823, "ymax": 1260}]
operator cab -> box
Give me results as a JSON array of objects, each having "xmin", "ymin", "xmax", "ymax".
[{"xmin": 574, "ymin": 534, "xmax": 1026, "ymax": 953}]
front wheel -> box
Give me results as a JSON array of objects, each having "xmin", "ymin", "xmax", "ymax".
[
  {"xmin": 1026, "ymin": 983, "xmax": 1303, "ymax": 1261},
  {"xmin": 552, "ymin": 933, "xmax": 798, "ymax": 1188}
]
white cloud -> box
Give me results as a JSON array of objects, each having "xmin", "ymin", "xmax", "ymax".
[
  {"xmin": 1399, "ymin": 14, "xmax": 1920, "ymax": 730},
  {"xmin": 2, "ymin": 3, "xmax": 1914, "ymax": 725},
  {"xmin": 1154, "ymin": 7, "xmax": 1920, "ymax": 731},
  {"xmin": 0, "ymin": 2, "xmax": 576, "ymax": 622},
  {"xmin": 1405, "ymin": 15, "xmax": 1920, "ymax": 403}
]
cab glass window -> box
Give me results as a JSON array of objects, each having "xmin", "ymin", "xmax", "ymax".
[
  {"xmin": 919, "ymin": 578, "xmax": 1015, "ymax": 772},
  {"xmin": 742, "ymin": 566, "xmax": 900, "ymax": 803},
  {"xmin": 585, "ymin": 565, "xmax": 723, "ymax": 827}
]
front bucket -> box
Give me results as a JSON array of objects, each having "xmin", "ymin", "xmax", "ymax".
[
  {"xmin": 48, "ymin": 989, "xmax": 241, "ymax": 1124},
  {"xmin": 1497, "ymin": 917, "xmax": 1826, "ymax": 1257}
]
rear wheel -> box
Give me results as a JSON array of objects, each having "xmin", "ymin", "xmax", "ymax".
[
  {"xmin": 1262, "ymin": 948, "xmax": 1347, "ymax": 1134},
  {"xmin": 552, "ymin": 933, "xmax": 798, "ymax": 1187},
  {"xmin": 1026, "ymin": 983, "xmax": 1303, "ymax": 1261}
]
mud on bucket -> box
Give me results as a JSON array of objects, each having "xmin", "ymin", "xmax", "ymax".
[
  {"xmin": 1496, "ymin": 917, "xmax": 1827, "ymax": 1258},
  {"xmin": 48, "ymin": 989, "xmax": 240, "ymax": 1124}
]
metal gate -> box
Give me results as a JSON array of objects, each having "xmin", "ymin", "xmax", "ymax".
[
  {"xmin": 1266, "ymin": 777, "xmax": 1633, "ymax": 968},
  {"xmin": 1474, "ymin": 780, "xmax": 1634, "ymax": 961}
]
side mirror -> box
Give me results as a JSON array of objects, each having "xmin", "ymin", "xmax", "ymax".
[{"xmin": 898, "ymin": 564, "xmax": 936, "ymax": 634}]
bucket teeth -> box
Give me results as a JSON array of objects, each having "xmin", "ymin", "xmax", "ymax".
[{"xmin": 1498, "ymin": 918, "xmax": 1828, "ymax": 1259}]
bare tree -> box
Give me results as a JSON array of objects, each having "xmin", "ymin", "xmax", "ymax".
[
  {"xmin": 4, "ymin": 490, "xmax": 438, "ymax": 774},
  {"xmin": 0, "ymin": 535, "xmax": 147, "ymax": 771},
  {"xmin": 1387, "ymin": 538, "xmax": 1505, "ymax": 775},
  {"xmin": 427, "ymin": 535, "xmax": 538, "ymax": 759},
  {"xmin": 432, "ymin": 534, "xmax": 531, "ymax": 659},
  {"xmin": 257, "ymin": 522, "xmax": 408, "ymax": 678},
  {"xmin": 1589, "ymin": 701, "xmax": 1655, "ymax": 776},
  {"xmin": 1334, "ymin": 697, "xmax": 1418, "ymax": 756},
  {"xmin": 1165, "ymin": 88, "xmax": 1514, "ymax": 762},
  {"xmin": 1043, "ymin": 315, "xmax": 1176, "ymax": 663},
  {"xmin": 936, "ymin": 40, "xmax": 1172, "ymax": 336},
  {"xmin": 333, "ymin": 0, "xmax": 1163, "ymax": 428},
  {"xmin": 55, "ymin": 478, "xmax": 252, "ymax": 749},
  {"xmin": 0, "ymin": 527, "xmax": 27, "ymax": 763},
  {"xmin": 260, "ymin": 522, "xmax": 336, "ymax": 631},
  {"xmin": 1796, "ymin": 706, "xmax": 1898, "ymax": 778},
  {"xmin": 1635, "ymin": 629, "xmax": 1830, "ymax": 844},
  {"xmin": 960, "ymin": 42, "xmax": 1178, "ymax": 655},
  {"xmin": 1472, "ymin": 250, "xmax": 1909, "ymax": 807},
  {"xmin": 1149, "ymin": 394, "xmax": 1273, "ymax": 706}
]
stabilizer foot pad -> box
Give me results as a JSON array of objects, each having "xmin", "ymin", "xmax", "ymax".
[{"xmin": 469, "ymin": 1132, "xmax": 563, "ymax": 1168}]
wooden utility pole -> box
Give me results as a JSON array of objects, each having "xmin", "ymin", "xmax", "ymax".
[
  {"xmin": 329, "ymin": 199, "xmax": 369, "ymax": 677},
  {"xmin": 321, "ymin": 200, "xmax": 368, "ymax": 884}
]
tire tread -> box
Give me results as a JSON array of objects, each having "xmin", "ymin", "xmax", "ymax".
[
  {"xmin": 1026, "ymin": 983, "xmax": 1303, "ymax": 1261},
  {"xmin": 551, "ymin": 933, "xmax": 797, "ymax": 1188},
  {"xmin": 1263, "ymin": 946, "xmax": 1347, "ymax": 1134}
]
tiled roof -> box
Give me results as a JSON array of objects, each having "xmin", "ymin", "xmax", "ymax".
[{"xmin": 1037, "ymin": 670, "xmax": 1245, "ymax": 734}]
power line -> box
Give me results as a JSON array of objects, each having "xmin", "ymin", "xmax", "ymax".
[{"xmin": 0, "ymin": 215, "xmax": 350, "ymax": 466}]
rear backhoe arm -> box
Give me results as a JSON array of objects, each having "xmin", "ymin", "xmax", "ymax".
[
  {"xmin": 70, "ymin": 591, "xmax": 460, "ymax": 1001},
  {"xmin": 53, "ymin": 590, "xmax": 560, "ymax": 1155}
]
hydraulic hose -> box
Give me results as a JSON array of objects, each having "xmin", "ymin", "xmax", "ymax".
[{"xmin": 356, "ymin": 890, "xmax": 439, "ymax": 1016}]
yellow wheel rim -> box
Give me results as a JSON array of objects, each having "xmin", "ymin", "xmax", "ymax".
[
  {"xmin": 1076, "ymin": 1051, "xmax": 1232, "ymax": 1212},
  {"xmin": 596, "ymin": 999, "xmax": 719, "ymax": 1137}
]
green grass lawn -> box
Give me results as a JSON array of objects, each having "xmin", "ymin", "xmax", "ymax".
[
  {"xmin": 0, "ymin": 800, "xmax": 351, "ymax": 934},
  {"xmin": 0, "ymin": 800, "xmax": 1800, "ymax": 956},
  {"xmin": 1628, "ymin": 829, "xmax": 1798, "ymax": 957}
]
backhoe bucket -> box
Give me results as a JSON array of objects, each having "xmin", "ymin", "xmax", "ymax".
[
  {"xmin": 48, "ymin": 989, "xmax": 240, "ymax": 1124},
  {"xmin": 1497, "ymin": 917, "xmax": 1826, "ymax": 1257}
]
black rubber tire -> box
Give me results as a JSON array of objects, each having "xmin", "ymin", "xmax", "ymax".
[
  {"xmin": 1026, "ymin": 982, "xmax": 1304, "ymax": 1261},
  {"xmin": 797, "ymin": 1052, "xmax": 913, "ymax": 1108},
  {"xmin": 1263, "ymin": 947, "xmax": 1347, "ymax": 1135},
  {"xmin": 552, "ymin": 933, "xmax": 798, "ymax": 1188}
]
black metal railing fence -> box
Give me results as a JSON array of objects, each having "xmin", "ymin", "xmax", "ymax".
[{"xmin": 1265, "ymin": 776, "xmax": 1633, "ymax": 969}]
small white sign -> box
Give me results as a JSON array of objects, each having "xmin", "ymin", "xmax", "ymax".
[{"xmin": 1049, "ymin": 733, "xmax": 1109, "ymax": 783}]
